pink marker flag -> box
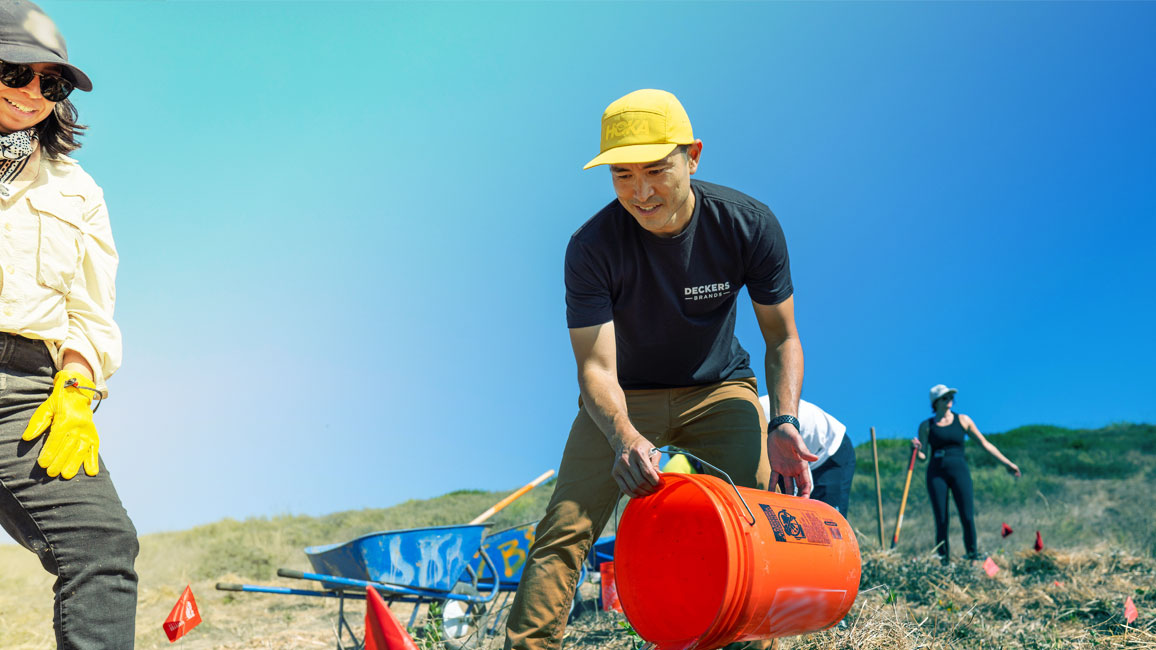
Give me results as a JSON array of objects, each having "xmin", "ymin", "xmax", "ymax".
[
  {"xmin": 983, "ymin": 556, "xmax": 1000, "ymax": 577},
  {"xmin": 1125, "ymin": 596, "xmax": 1138, "ymax": 624},
  {"xmin": 1000, "ymin": 522, "xmax": 1013, "ymax": 537}
]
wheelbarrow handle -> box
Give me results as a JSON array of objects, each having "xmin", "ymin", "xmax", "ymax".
[
  {"xmin": 277, "ymin": 548, "xmax": 500, "ymax": 604},
  {"xmin": 214, "ymin": 581, "xmax": 366, "ymax": 600},
  {"xmin": 278, "ymin": 568, "xmax": 439, "ymax": 599}
]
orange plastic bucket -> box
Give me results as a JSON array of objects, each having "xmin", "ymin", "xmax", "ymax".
[{"xmin": 615, "ymin": 472, "xmax": 860, "ymax": 650}]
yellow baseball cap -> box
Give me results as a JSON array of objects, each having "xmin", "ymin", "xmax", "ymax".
[{"xmin": 583, "ymin": 89, "xmax": 695, "ymax": 170}]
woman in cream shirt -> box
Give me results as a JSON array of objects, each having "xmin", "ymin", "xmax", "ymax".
[{"xmin": 0, "ymin": 2, "xmax": 138, "ymax": 647}]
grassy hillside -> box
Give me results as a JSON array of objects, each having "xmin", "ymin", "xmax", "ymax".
[
  {"xmin": 0, "ymin": 423, "xmax": 1151, "ymax": 649},
  {"xmin": 850, "ymin": 422, "xmax": 1156, "ymax": 558}
]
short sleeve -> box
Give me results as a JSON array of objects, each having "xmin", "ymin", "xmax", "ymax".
[
  {"xmin": 744, "ymin": 210, "xmax": 793, "ymax": 306},
  {"xmin": 564, "ymin": 237, "xmax": 613, "ymax": 328}
]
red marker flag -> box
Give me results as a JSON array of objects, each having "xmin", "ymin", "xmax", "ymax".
[
  {"xmin": 1000, "ymin": 522, "xmax": 1013, "ymax": 537},
  {"xmin": 365, "ymin": 586, "xmax": 419, "ymax": 650},
  {"xmin": 983, "ymin": 556, "xmax": 1000, "ymax": 577},
  {"xmin": 1034, "ymin": 530, "xmax": 1044, "ymax": 552},
  {"xmin": 1125, "ymin": 596, "xmax": 1138, "ymax": 624},
  {"xmin": 163, "ymin": 585, "xmax": 202, "ymax": 642}
]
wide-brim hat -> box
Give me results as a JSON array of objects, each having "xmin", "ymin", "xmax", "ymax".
[
  {"xmin": 0, "ymin": 0, "xmax": 92, "ymax": 92},
  {"xmin": 929, "ymin": 384, "xmax": 958, "ymax": 405}
]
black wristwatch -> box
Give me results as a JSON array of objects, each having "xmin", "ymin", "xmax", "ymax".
[{"xmin": 768, "ymin": 414, "xmax": 801, "ymax": 433}]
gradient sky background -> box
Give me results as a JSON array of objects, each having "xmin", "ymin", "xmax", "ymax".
[{"xmin": 11, "ymin": 1, "xmax": 1152, "ymax": 539}]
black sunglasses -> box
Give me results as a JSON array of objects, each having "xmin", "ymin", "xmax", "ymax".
[{"xmin": 0, "ymin": 60, "xmax": 74, "ymax": 102}]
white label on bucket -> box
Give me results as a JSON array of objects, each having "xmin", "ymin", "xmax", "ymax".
[{"xmin": 759, "ymin": 587, "xmax": 849, "ymax": 636}]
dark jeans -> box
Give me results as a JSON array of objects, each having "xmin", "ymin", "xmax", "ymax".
[
  {"xmin": 0, "ymin": 333, "xmax": 139, "ymax": 649},
  {"xmin": 926, "ymin": 449, "xmax": 976, "ymax": 560},
  {"xmin": 810, "ymin": 432, "xmax": 855, "ymax": 516}
]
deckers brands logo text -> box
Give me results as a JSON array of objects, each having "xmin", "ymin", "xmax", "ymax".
[
  {"xmin": 684, "ymin": 281, "xmax": 732, "ymax": 301},
  {"xmin": 606, "ymin": 118, "xmax": 652, "ymax": 141}
]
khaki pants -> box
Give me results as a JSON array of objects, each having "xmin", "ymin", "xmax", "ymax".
[{"xmin": 504, "ymin": 378, "xmax": 770, "ymax": 650}]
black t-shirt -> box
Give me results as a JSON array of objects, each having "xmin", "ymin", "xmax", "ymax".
[{"xmin": 565, "ymin": 180, "xmax": 793, "ymax": 389}]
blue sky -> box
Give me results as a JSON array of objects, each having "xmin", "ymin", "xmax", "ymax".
[{"xmin": 17, "ymin": 1, "xmax": 1153, "ymax": 537}]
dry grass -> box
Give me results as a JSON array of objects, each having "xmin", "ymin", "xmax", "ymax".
[
  {"xmin": 789, "ymin": 546, "xmax": 1156, "ymax": 650},
  {"xmin": 0, "ymin": 485, "xmax": 560, "ymax": 650},
  {"xmin": 104, "ymin": 544, "xmax": 1153, "ymax": 649},
  {"xmin": 2, "ymin": 536, "xmax": 1152, "ymax": 650},
  {"xmin": 1, "ymin": 423, "xmax": 1152, "ymax": 648},
  {"xmin": 0, "ymin": 545, "xmax": 55, "ymax": 647}
]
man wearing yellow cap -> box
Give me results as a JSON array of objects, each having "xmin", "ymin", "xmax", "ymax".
[{"xmin": 504, "ymin": 89, "xmax": 813, "ymax": 650}]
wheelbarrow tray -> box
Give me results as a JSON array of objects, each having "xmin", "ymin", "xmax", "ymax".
[
  {"xmin": 461, "ymin": 522, "xmax": 610, "ymax": 591},
  {"xmin": 306, "ymin": 523, "xmax": 490, "ymax": 593},
  {"xmin": 466, "ymin": 521, "xmax": 537, "ymax": 590}
]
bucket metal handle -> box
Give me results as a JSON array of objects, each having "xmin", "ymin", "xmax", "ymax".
[{"xmin": 658, "ymin": 447, "xmax": 757, "ymax": 527}]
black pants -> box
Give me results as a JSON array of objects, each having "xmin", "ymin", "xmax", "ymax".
[
  {"xmin": 0, "ymin": 333, "xmax": 139, "ymax": 649},
  {"xmin": 926, "ymin": 449, "xmax": 976, "ymax": 559},
  {"xmin": 810, "ymin": 433, "xmax": 855, "ymax": 516}
]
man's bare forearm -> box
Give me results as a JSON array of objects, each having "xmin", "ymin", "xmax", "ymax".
[
  {"xmin": 578, "ymin": 366, "xmax": 640, "ymax": 449},
  {"xmin": 764, "ymin": 335, "xmax": 804, "ymax": 419}
]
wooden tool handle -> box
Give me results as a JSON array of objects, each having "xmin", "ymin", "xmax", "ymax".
[{"xmin": 469, "ymin": 469, "xmax": 555, "ymax": 525}]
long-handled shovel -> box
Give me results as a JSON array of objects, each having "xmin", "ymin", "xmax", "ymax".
[
  {"xmin": 871, "ymin": 427, "xmax": 886, "ymax": 549},
  {"xmin": 891, "ymin": 446, "xmax": 918, "ymax": 547},
  {"xmin": 469, "ymin": 469, "xmax": 555, "ymax": 525}
]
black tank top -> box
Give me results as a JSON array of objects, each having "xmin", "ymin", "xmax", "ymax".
[{"xmin": 928, "ymin": 413, "xmax": 967, "ymax": 454}]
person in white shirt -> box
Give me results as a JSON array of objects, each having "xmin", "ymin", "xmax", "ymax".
[
  {"xmin": 759, "ymin": 396, "xmax": 855, "ymax": 515},
  {"xmin": 0, "ymin": 2, "xmax": 138, "ymax": 648}
]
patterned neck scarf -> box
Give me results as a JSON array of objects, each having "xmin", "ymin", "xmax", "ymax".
[
  {"xmin": 0, "ymin": 130, "xmax": 40, "ymax": 198},
  {"xmin": 0, "ymin": 129, "xmax": 37, "ymax": 161}
]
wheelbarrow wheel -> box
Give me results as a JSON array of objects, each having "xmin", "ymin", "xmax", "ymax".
[
  {"xmin": 437, "ymin": 583, "xmax": 493, "ymax": 650},
  {"xmin": 471, "ymin": 589, "xmax": 580, "ymax": 646}
]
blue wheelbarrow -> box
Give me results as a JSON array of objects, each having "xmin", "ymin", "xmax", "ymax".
[
  {"xmin": 215, "ymin": 472, "xmax": 611, "ymax": 649},
  {"xmin": 217, "ymin": 523, "xmax": 500, "ymax": 649}
]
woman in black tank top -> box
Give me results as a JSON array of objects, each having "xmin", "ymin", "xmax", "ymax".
[{"xmin": 911, "ymin": 385, "xmax": 1021, "ymax": 562}]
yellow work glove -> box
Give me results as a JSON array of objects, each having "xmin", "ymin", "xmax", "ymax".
[{"xmin": 21, "ymin": 370, "xmax": 102, "ymax": 479}]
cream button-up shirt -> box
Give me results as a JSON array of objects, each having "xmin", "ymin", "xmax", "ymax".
[{"xmin": 0, "ymin": 151, "xmax": 121, "ymax": 396}]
